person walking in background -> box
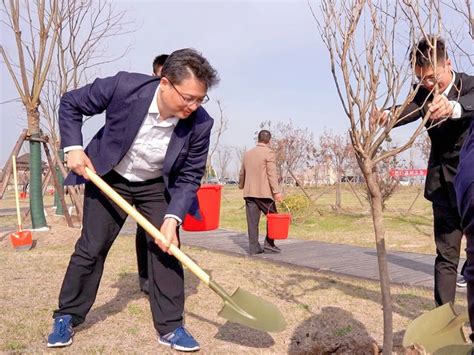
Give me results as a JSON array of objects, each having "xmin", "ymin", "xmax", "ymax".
[
  {"xmin": 135, "ymin": 53, "xmax": 170, "ymax": 295},
  {"xmin": 375, "ymin": 36, "xmax": 474, "ymax": 307},
  {"xmin": 152, "ymin": 54, "xmax": 169, "ymax": 77},
  {"xmin": 47, "ymin": 48, "xmax": 219, "ymax": 352},
  {"xmin": 239, "ymin": 130, "xmax": 283, "ymax": 255}
]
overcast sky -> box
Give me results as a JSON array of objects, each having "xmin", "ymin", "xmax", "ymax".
[{"xmin": 0, "ymin": 0, "xmax": 451, "ymax": 174}]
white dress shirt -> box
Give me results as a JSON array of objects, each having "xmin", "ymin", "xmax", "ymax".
[
  {"xmin": 443, "ymin": 71, "xmax": 462, "ymax": 120},
  {"xmin": 113, "ymin": 86, "xmax": 179, "ymax": 181}
]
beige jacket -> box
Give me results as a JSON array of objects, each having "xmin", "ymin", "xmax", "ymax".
[{"xmin": 239, "ymin": 143, "xmax": 281, "ymax": 199}]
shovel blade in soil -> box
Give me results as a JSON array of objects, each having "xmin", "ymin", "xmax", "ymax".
[
  {"xmin": 218, "ymin": 287, "xmax": 286, "ymax": 333},
  {"xmin": 10, "ymin": 230, "xmax": 33, "ymax": 251},
  {"xmin": 433, "ymin": 344, "xmax": 473, "ymax": 355},
  {"xmin": 403, "ymin": 302, "xmax": 468, "ymax": 353}
]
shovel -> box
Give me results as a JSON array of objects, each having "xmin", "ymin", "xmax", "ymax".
[
  {"xmin": 9, "ymin": 155, "xmax": 33, "ymax": 251},
  {"xmin": 432, "ymin": 344, "xmax": 473, "ymax": 355},
  {"xmin": 402, "ymin": 302, "xmax": 468, "ymax": 353},
  {"xmin": 85, "ymin": 167, "xmax": 286, "ymax": 333}
]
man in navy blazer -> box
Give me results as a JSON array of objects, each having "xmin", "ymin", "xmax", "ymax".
[
  {"xmin": 454, "ymin": 99, "xmax": 474, "ymax": 342},
  {"xmin": 47, "ymin": 49, "xmax": 219, "ymax": 352}
]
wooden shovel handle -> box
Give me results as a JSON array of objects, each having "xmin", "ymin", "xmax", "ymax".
[
  {"xmin": 85, "ymin": 167, "xmax": 211, "ymax": 285},
  {"xmin": 11, "ymin": 155, "xmax": 22, "ymax": 230}
]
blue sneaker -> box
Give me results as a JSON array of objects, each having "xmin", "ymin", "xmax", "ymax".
[
  {"xmin": 47, "ymin": 315, "xmax": 74, "ymax": 347},
  {"xmin": 159, "ymin": 326, "xmax": 200, "ymax": 352}
]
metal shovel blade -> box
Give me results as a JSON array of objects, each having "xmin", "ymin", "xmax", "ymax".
[
  {"xmin": 211, "ymin": 281, "xmax": 286, "ymax": 333},
  {"xmin": 10, "ymin": 230, "xmax": 33, "ymax": 251},
  {"xmin": 403, "ymin": 303, "xmax": 468, "ymax": 353},
  {"xmin": 433, "ymin": 344, "xmax": 474, "ymax": 355}
]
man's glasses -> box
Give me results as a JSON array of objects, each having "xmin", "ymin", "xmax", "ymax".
[
  {"xmin": 415, "ymin": 66, "xmax": 446, "ymax": 86},
  {"xmin": 163, "ymin": 76, "xmax": 209, "ymax": 106}
]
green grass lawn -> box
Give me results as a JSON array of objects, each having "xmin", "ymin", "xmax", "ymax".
[
  {"xmin": 220, "ymin": 184, "xmax": 455, "ymax": 255},
  {"xmin": 1, "ymin": 183, "xmax": 456, "ymax": 256}
]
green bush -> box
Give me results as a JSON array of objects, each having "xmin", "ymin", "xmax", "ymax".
[{"xmin": 278, "ymin": 194, "xmax": 310, "ymax": 214}]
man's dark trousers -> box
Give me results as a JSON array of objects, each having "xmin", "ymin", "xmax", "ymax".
[
  {"xmin": 244, "ymin": 197, "xmax": 277, "ymax": 254},
  {"xmin": 433, "ymin": 203, "xmax": 463, "ymax": 306},
  {"xmin": 135, "ymin": 225, "xmax": 149, "ymax": 293},
  {"xmin": 53, "ymin": 171, "xmax": 184, "ymax": 335}
]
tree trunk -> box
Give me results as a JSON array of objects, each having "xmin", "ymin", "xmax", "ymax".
[
  {"xmin": 363, "ymin": 164, "xmax": 393, "ymax": 354},
  {"xmin": 335, "ymin": 171, "xmax": 342, "ymax": 212},
  {"xmin": 27, "ymin": 107, "xmax": 47, "ymax": 229},
  {"xmin": 29, "ymin": 134, "xmax": 47, "ymax": 228},
  {"xmin": 54, "ymin": 149, "xmax": 65, "ymax": 215}
]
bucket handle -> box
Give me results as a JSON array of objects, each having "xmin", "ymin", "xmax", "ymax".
[{"xmin": 267, "ymin": 200, "xmax": 291, "ymax": 217}]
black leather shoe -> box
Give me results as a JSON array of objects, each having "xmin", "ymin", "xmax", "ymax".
[
  {"xmin": 249, "ymin": 248, "xmax": 264, "ymax": 256},
  {"xmin": 264, "ymin": 244, "xmax": 281, "ymax": 253}
]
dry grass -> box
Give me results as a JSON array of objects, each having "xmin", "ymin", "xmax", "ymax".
[
  {"xmin": 0, "ymin": 224, "xmax": 469, "ymax": 354},
  {"xmin": 0, "ymin": 185, "xmax": 469, "ymax": 353}
]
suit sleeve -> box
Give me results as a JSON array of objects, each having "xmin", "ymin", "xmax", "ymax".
[
  {"xmin": 166, "ymin": 119, "xmax": 214, "ymax": 220},
  {"xmin": 395, "ymin": 75, "xmax": 474, "ymax": 127},
  {"xmin": 456, "ymin": 76, "xmax": 474, "ymax": 120},
  {"xmin": 59, "ymin": 72, "xmax": 123, "ymax": 148},
  {"xmin": 394, "ymin": 89, "xmax": 428, "ymax": 127},
  {"xmin": 266, "ymin": 150, "xmax": 281, "ymax": 195}
]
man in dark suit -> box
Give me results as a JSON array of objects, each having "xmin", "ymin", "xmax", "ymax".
[
  {"xmin": 389, "ymin": 36, "xmax": 474, "ymax": 307},
  {"xmin": 453, "ymin": 70, "xmax": 474, "ymax": 341},
  {"xmin": 153, "ymin": 54, "xmax": 169, "ymax": 76},
  {"xmin": 47, "ymin": 48, "xmax": 219, "ymax": 352},
  {"xmin": 135, "ymin": 53, "xmax": 170, "ymax": 296}
]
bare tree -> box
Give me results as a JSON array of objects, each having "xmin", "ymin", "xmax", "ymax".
[
  {"xmin": 38, "ymin": 0, "xmax": 132, "ymax": 214},
  {"xmin": 259, "ymin": 120, "xmax": 316, "ymax": 184},
  {"xmin": 1, "ymin": 0, "xmax": 60, "ymax": 228},
  {"xmin": 415, "ymin": 132, "xmax": 431, "ymax": 162},
  {"xmin": 207, "ymin": 99, "xmax": 228, "ymax": 180},
  {"xmin": 235, "ymin": 145, "xmax": 247, "ymax": 180},
  {"xmin": 318, "ymin": 130, "xmax": 354, "ymax": 211},
  {"xmin": 442, "ymin": 0, "xmax": 473, "ymax": 68},
  {"xmin": 216, "ymin": 146, "xmax": 233, "ymax": 180},
  {"xmin": 313, "ymin": 0, "xmax": 459, "ymax": 352},
  {"xmin": 363, "ymin": 138, "xmax": 410, "ymax": 210},
  {"xmin": 40, "ymin": 0, "xmax": 133, "ymax": 145}
]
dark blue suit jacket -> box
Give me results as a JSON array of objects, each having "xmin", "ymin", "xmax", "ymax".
[
  {"xmin": 59, "ymin": 71, "xmax": 213, "ymax": 220},
  {"xmin": 455, "ymin": 120, "xmax": 474, "ymax": 212},
  {"xmin": 396, "ymin": 72, "xmax": 474, "ymax": 208}
]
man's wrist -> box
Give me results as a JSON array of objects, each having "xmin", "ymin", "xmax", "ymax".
[
  {"xmin": 449, "ymin": 101, "xmax": 462, "ymax": 120},
  {"xmin": 64, "ymin": 145, "xmax": 84, "ymax": 153},
  {"xmin": 164, "ymin": 214, "xmax": 182, "ymax": 226}
]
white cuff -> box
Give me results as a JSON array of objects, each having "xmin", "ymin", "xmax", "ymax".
[
  {"xmin": 449, "ymin": 101, "xmax": 462, "ymax": 120},
  {"xmin": 164, "ymin": 214, "xmax": 182, "ymax": 226},
  {"xmin": 64, "ymin": 145, "xmax": 84, "ymax": 153}
]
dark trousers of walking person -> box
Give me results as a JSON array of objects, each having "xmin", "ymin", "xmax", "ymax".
[
  {"xmin": 433, "ymin": 203, "xmax": 463, "ymax": 306},
  {"xmin": 244, "ymin": 197, "xmax": 277, "ymax": 254},
  {"xmin": 53, "ymin": 170, "xmax": 184, "ymax": 335}
]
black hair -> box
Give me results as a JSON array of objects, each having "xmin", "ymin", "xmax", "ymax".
[
  {"xmin": 161, "ymin": 48, "xmax": 219, "ymax": 89},
  {"xmin": 410, "ymin": 36, "xmax": 448, "ymax": 67},
  {"xmin": 152, "ymin": 54, "xmax": 169, "ymax": 75},
  {"xmin": 258, "ymin": 130, "xmax": 271, "ymax": 144}
]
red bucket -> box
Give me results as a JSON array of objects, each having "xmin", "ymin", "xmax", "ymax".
[
  {"xmin": 267, "ymin": 213, "xmax": 291, "ymax": 240},
  {"xmin": 183, "ymin": 184, "xmax": 222, "ymax": 231}
]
